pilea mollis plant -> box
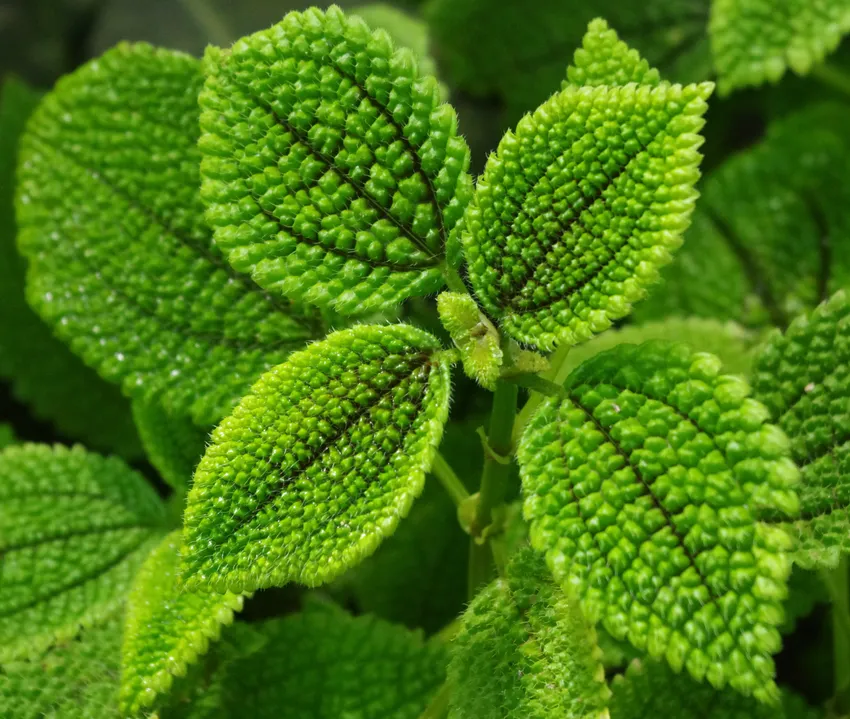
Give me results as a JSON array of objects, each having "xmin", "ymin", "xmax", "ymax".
[{"xmin": 3, "ymin": 1, "xmax": 850, "ymax": 717}]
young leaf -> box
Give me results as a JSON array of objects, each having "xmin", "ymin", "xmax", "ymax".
[
  {"xmin": 518, "ymin": 341, "xmax": 800, "ymax": 702},
  {"xmin": 16, "ymin": 43, "xmax": 323, "ymax": 427},
  {"xmin": 132, "ymin": 400, "xmax": 208, "ymax": 492},
  {"xmin": 182, "ymin": 324, "xmax": 453, "ymax": 593},
  {"xmin": 461, "ymin": 80, "xmax": 712, "ymax": 350},
  {"xmin": 211, "ymin": 602, "xmax": 447, "ymax": 718},
  {"xmin": 609, "ymin": 658, "xmax": 821, "ymax": 718},
  {"xmin": 0, "ymin": 614, "xmax": 123, "ymax": 718},
  {"xmin": 0, "ymin": 77, "xmax": 141, "ymax": 459},
  {"xmin": 121, "ymin": 531, "xmax": 244, "ymax": 717},
  {"xmin": 448, "ymin": 547, "xmax": 609, "ymax": 719},
  {"xmin": 751, "ymin": 291, "xmax": 850, "ymax": 569},
  {"xmin": 198, "ymin": 6, "xmax": 473, "ymax": 315},
  {"xmin": 437, "ymin": 291, "xmax": 503, "ymax": 389},
  {"xmin": 0, "ymin": 444, "xmax": 166, "ymax": 662},
  {"xmin": 710, "ymin": 0, "xmax": 850, "ymax": 93}
]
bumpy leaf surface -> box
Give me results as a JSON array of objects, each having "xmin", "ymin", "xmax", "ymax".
[
  {"xmin": 0, "ymin": 614, "xmax": 122, "ymax": 718},
  {"xmin": 198, "ymin": 6, "xmax": 472, "ymax": 315},
  {"xmin": 0, "ymin": 444, "xmax": 165, "ymax": 662},
  {"xmin": 0, "ymin": 78, "xmax": 140, "ymax": 458},
  {"xmin": 132, "ymin": 400, "xmax": 208, "ymax": 492},
  {"xmin": 121, "ymin": 531, "xmax": 244, "ymax": 716},
  {"xmin": 609, "ymin": 658, "xmax": 821, "ymax": 718},
  {"xmin": 182, "ymin": 324, "xmax": 452, "ymax": 592},
  {"xmin": 448, "ymin": 548, "xmax": 609, "ymax": 719},
  {"xmin": 16, "ymin": 43, "xmax": 322, "ymax": 426},
  {"xmin": 462, "ymin": 79, "xmax": 711, "ymax": 350},
  {"xmin": 213, "ymin": 602, "xmax": 446, "ymax": 718},
  {"xmin": 752, "ymin": 291, "xmax": 850, "ymax": 569},
  {"xmin": 518, "ymin": 341, "xmax": 799, "ymax": 701},
  {"xmin": 711, "ymin": 0, "xmax": 850, "ymax": 93}
]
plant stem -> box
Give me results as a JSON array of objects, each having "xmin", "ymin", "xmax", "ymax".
[
  {"xmin": 512, "ymin": 343, "xmax": 571, "ymax": 444},
  {"xmin": 418, "ymin": 681, "xmax": 451, "ymax": 719},
  {"xmin": 179, "ymin": 0, "xmax": 233, "ymax": 46},
  {"xmin": 468, "ymin": 379, "xmax": 518, "ymax": 598},
  {"xmin": 824, "ymin": 558, "xmax": 850, "ymax": 707},
  {"xmin": 431, "ymin": 451, "xmax": 470, "ymax": 507},
  {"xmin": 440, "ymin": 262, "xmax": 469, "ymax": 294},
  {"xmin": 811, "ymin": 62, "xmax": 850, "ymax": 98}
]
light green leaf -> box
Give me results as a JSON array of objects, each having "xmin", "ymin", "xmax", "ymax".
[
  {"xmin": 132, "ymin": 400, "xmax": 208, "ymax": 492},
  {"xmin": 210, "ymin": 602, "xmax": 446, "ymax": 718},
  {"xmin": 0, "ymin": 77, "xmax": 141, "ymax": 459},
  {"xmin": 437, "ymin": 291, "xmax": 503, "ymax": 389},
  {"xmin": 182, "ymin": 324, "xmax": 453, "ymax": 593},
  {"xmin": 0, "ymin": 613, "xmax": 123, "ymax": 718},
  {"xmin": 609, "ymin": 657, "xmax": 821, "ymax": 718},
  {"xmin": 751, "ymin": 291, "xmax": 850, "ymax": 569},
  {"xmin": 448, "ymin": 547, "xmax": 609, "ymax": 719},
  {"xmin": 0, "ymin": 444, "xmax": 165, "ymax": 662},
  {"xmin": 16, "ymin": 42, "xmax": 323, "ymax": 427},
  {"xmin": 121, "ymin": 531, "xmax": 244, "ymax": 717},
  {"xmin": 518, "ymin": 341, "xmax": 799, "ymax": 702},
  {"xmin": 461, "ymin": 79, "xmax": 712, "ymax": 350},
  {"xmin": 710, "ymin": 0, "xmax": 850, "ymax": 93},
  {"xmin": 198, "ymin": 6, "xmax": 473, "ymax": 316}
]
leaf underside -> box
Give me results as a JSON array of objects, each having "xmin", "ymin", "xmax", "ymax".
[
  {"xmin": 0, "ymin": 444, "xmax": 165, "ymax": 662},
  {"xmin": 16, "ymin": 42, "xmax": 322, "ymax": 426},
  {"xmin": 518, "ymin": 341, "xmax": 799, "ymax": 702},
  {"xmin": 182, "ymin": 324, "xmax": 452, "ymax": 593},
  {"xmin": 198, "ymin": 6, "xmax": 472, "ymax": 316}
]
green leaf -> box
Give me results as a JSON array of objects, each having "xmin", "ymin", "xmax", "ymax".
[
  {"xmin": 609, "ymin": 658, "xmax": 821, "ymax": 718},
  {"xmin": 437, "ymin": 291, "xmax": 503, "ymax": 389},
  {"xmin": 198, "ymin": 6, "xmax": 473, "ymax": 316},
  {"xmin": 461, "ymin": 78, "xmax": 712, "ymax": 350},
  {"xmin": 16, "ymin": 43, "xmax": 323, "ymax": 427},
  {"xmin": 210, "ymin": 602, "xmax": 446, "ymax": 718},
  {"xmin": 518, "ymin": 341, "xmax": 800, "ymax": 702},
  {"xmin": 751, "ymin": 291, "xmax": 850, "ymax": 569},
  {"xmin": 710, "ymin": 0, "xmax": 850, "ymax": 93},
  {"xmin": 0, "ymin": 424, "xmax": 16, "ymax": 450},
  {"xmin": 132, "ymin": 400, "xmax": 209, "ymax": 492},
  {"xmin": 782, "ymin": 568, "xmax": 828, "ymax": 635},
  {"xmin": 182, "ymin": 324, "xmax": 453, "ymax": 593},
  {"xmin": 121, "ymin": 531, "xmax": 244, "ymax": 717},
  {"xmin": 448, "ymin": 547, "xmax": 609, "ymax": 719},
  {"xmin": 0, "ymin": 613, "xmax": 123, "ymax": 718},
  {"xmin": 0, "ymin": 444, "xmax": 165, "ymax": 662},
  {"xmin": 0, "ymin": 77, "xmax": 141, "ymax": 459}
]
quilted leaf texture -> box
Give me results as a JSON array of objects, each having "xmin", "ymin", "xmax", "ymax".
[
  {"xmin": 0, "ymin": 78, "xmax": 140, "ymax": 459},
  {"xmin": 448, "ymin": 547, "xmax": 609, "ymax": 719},
  {"xmin": 0, "ymin": 614, "xmax": 123, "ymax": 719},
  {"xmin": 711, "ymin": 0, "xmax": 850, "ymax": 93},
  {"xmin": 132, "ymin": 400, "xmax": 209, "ymax": 492},
  {"xmin": 16, "ymin": 43, "xmax": 323, "ymax": 426},
  {"xmin": 213, "ymin": 602, "xmax": 446, "ymax": 718},
  {"xmin": 518, "ymin": 341, "xmax": 800, "ymax": 702},
  {"xmin": 182, "ymin": 324, "xmax": 452, "ymax": 593},
  {"xmin": 609, "ymin": 658, "xmax": 821, "ymax": 718},
  {"xmin": 198, "ymin": 6, "xmax": 473, "ymax": 316},
  {"xmin": 0, "ymin": 444, "xmax": 165, "ymax": 662},
  {"xmin": 752, "ymin": 291, "xmax": 850, "ymax": 569},
  {"xmin": 121, "ymin": 531, "xmax": 244, "ymax": 717}
]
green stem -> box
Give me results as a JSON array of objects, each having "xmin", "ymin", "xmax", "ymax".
[
  {"xmin": 418, "ymin": 681, "xmax": 451, "ymax": 719},
  {"xmin": 811, "ymin": 62, "xmax": 850, "ymax": 98},
  {"xmin": 178, "ymin": 0, "xmax": 233, "ymax": 46},
  {"xmin": 512, "ymin": 343, "xmax": 571, "ymax": 444},
  {"xmin": 468, "ymin": 379, "xmax": 518, "ymax": 598},
  {"xmin": 440, "ymin": 262, "xmax": 469, "ymax": 294},
  {"xmin": 824, "ymin": 558, "xmax": 850, "ymax": 707},
  {"xmin": 431, "ymin": 451, "xmax": 470, "ymax": 507}
]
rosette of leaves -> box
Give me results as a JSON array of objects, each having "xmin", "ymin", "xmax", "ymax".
[{"xmin": 517, "ymin": 341, "xmax": 800, "ymax": 702}]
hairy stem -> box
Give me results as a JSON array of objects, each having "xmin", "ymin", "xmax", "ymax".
[
  {"xmin": 179, "ymin": 0, "xmax": 233, "ymax": 46},
  {"xmin": 418, "ymin": 681, "xmax": 451, "ymax": 719},
  {"xmin": 440, "ymin": 262, "xmax": 469, "ymax": 294},
  {"xmin": 431, "ymin": 451, "xmax": 470, "ymax": 507},
  {"xmin": 824, "ymin": 558, "xmax": 850, "ymax": 708},
  {"xmin": 512, "ymin": 343, "xmax": 571, "ymax": 444},
  {"xmin": 811, "ymin": 62, "xmax": 850, "ymax": 98}
]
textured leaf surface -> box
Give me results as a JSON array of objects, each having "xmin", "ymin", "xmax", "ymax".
[
  {"xmin": 0, "ymin": 444, "xmax": 165, "ymax": 662},
  {"xmin": 0, "ymin": 614, "xmax": 122, "ymax": 718},
  {"xmin": 752, "ymin": 291, "xmax": 850, "ymax": 569},
  {"xmin": 121, "ymin": 531, "xmax": 244, "ymax": 717},
  {"xmin": 609, "ymin": 658, "xmax": 821, "ymax": 718},
  {"xmin": 0, "ymin": 77, "xmax": 140, "ymax": 458},
  {"xmin": 183, "ymin": 324, "xmax": 452, "ymax": 592},
  {"xmin": 711, "ymin": 0, "xmax": 850, "ymax": 93},
  {"xmin": 198, "ymin": 6, "xmax": 472, "ymax": 315},
  {"xmin": 449, "ymin": 547, "xmax": 609, "ymax": 719},
  {"xmin": 437, "ymin": 291, "xmax": 502, "ymax": 389},
  {"xmin": 132, "ymin": 400, "xmax": 208, "ymax": 492},
  {"xmin": 518, "ymin": 341, "xmax": 799, "ymax": 701},
  {"xmin": 212, "ymin": 602, "xmax": 446, "ymax": 718},
  {"xmin": 462, "ymin": 79, "xmax": 711, "ymax": 350},
  {"xmin": 16, "ymin": 43, "xmax": 322, "ymax": 426}
]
